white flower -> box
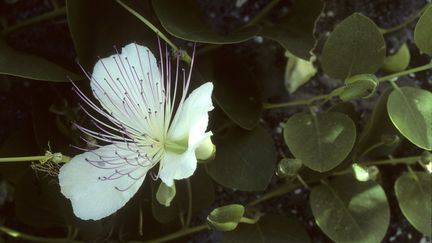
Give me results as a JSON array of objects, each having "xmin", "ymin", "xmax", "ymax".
[{"xmin": 59, "ymin": 43, "xmax": 214, "ymax": 220}]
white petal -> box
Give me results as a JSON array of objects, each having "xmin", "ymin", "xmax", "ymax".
[
  {"xmin": 90, "ymin": 43, "xmax": 163, "ymax": 137},
  {"xmin": 58, "ymin": 143, "xmax": 152, "ymax": 220},
  {"xmin": 168, "ymin": 82, "xmax": 214, "ymax": 146},
  {"xmin": 159, "ymin": 131, "xmax": 212, "ymax": 186}
]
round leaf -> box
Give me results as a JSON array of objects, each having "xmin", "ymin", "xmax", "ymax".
[
  {"xmin": 395, "ymin": 172, "xmax": 431, "ymax": 236},
  {"xmin": 414, "ymin": 5, "xmax": 432, "ymax": 55},
  {"xmin": 321, "ymin": 13, "xmax": 386, "ymax": 79},
  {"xmin": 283, "ymin": 112, "xmax": 356, "ymax": 172},
  {"xmin": 152, "ymin": 0, "xmax": 259, "ymax": 44},
  {"xmin": 310, "ymin": 175, "xmax": 390, "ymax": 242},
  {"xmin": 387, "ymin": 87, "xmax": 432, "ymax": 150},
  {"xmin": 206, "ymin": 125, "xmax": 277, "ymax": 191},
  {"xmin": 207, "ymin": 204, "xmax": 245, "ymax": 231},
  {"xmin": 223, "ymin": 215, "xmax": 311, "ymax": 243}
]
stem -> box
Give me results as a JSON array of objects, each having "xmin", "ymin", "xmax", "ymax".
[
  {"xmin": 185, "ymin": 179, "xmax": 193, "ymax": 228},
  {"xmin": 0, "ymin": 156, "xmax": 48, "ymax": 163},
  {"xmin": 262, "ymin": 94, "xmax": 329, "ymax": 109},
  {"xmin": 378, "ymin": 62, "xmax": 432, "ymax": 82},
  {"xmin": 239, "ymin": 216, "xmax": 260, "ymax": 224},
  {"xmin": 357, "ymin": 141, "xmax": 385, "ymax": 160},
  {"xmin": 247, "ymin": 0, "xmax": 281, "ymax": 27},
  {"xmin": 380, "ymin": 3, "xmax": 431, "ymax": 35},
  {"xmin": 362, "ymin": 156, "xmax": 420, "ymax": 166},
  {"xmin": 115, "ymin": 0, "xmax": 192, "ymax": 64},
  {"xmin": 0, "ymin": 226, "xmax": 79, "ymax": 243},
  {"xmin": 246, "ymin": 181, "xmax": 301, "ymax": 207},
  {"xmin": 141, "ymin": 224, "xmax": 208, "ymax": 243},
  {"xmin": 2, "ymin": 7, "xmax": 66, "ymax": 36},
  {"xmin": 197, "ymin": 0, "xmax": 281, "ymax": 56}
]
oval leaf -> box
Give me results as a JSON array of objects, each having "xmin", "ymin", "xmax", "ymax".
[
  {"xmin": 0, "ymin": 39, "xmax": 80, "ymax": 82},
  {"xmin": 206, "ymin": 125, "xmax": 277, "ymax": 191},
  {"xmin": 223, "ymin": 215, "xmax": 311, "ymax": 243},
  {"xmin": 310, "ymin": 175, "xmax": 390, "ymax": 242},
  {"xmin": 395, "ymin": 172, "xmax": 431, "ymax": 236},
  {"xmin": 67, "ymin": 0, "xmax": 157, "ymax": 69},
  {"xmin": 414, "ymin": 5, "xmax": 432, "ymax": 55},
  {"xmin": 260, "ymin": 0, "xmax": 324, "ymax": 60},
  {"xmin": 152, "ymin": 0, "xmax": 259, "ymax": 44},
  {"xmin": 321, "ymin": 13, "xmax": 386, "ymax": 79},
  {"xmin": 387, "ymin": 87, "xmax": 432, "ymax": 150},
  {"xmin": 198, "ymin": 47, "xmax": 262, "ymax": 130},
  {"xmin": 283, "ymin": 112, "xmax": 356, "ymax": 172}
]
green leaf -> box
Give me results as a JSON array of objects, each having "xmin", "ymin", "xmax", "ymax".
[
  {"xmin": 223, "ymin": 215, "xmax": 311, "ymax": 243},
  {"xmin": 283, "ymin": 112, "xmax": 356, "ymax": 172},
  {"xmin": 321, "ymin": 13, "xmax": 386, "ymax": 79},
  {"xmin": 207, "ymin": 204, "xmax": 245, "ymax": 231},
  {"xmin": 156, "ymin": 182, "xmax": 176, "ymax": 207},
  {"xmin": 152, "ymin": 0, "xmax": 259, "ymax": 44},
  {"xmin": 284, "ymin": 52, "xmax": 317, "ymax": 94},
  {"xmin": 198, "ymin": 49, "xmax": 262, "ymax": 130},
  {"xmin": 395, "ymin": 171, "xmax": 431, "ymax": 236},
  {"xmin": 381, "ymin": 43, "xmax": 411, "ymax": 72},
  {"xmin": 327, "ymin": 102, "xmax": 359, "ymax": 123},
  {"xmin": 151, "ymin": 167, "xmax": 215, "ymax": 223},
  {"xmin": 260, "ymin": 0, "xmax": 324, "ymax": 60},
  {"xmin": 387, "ymin": 87, "xmax": 432, "ymax": 150},
  {"xmin": 414, "ymin": 5, "xmax": 432, "ymax": 55},
  {"xmin": 0, "ymin": 39, "xmax": 80, "ymax": 82},
  {"xmin": 67, "ymin": 0, "xmax": 157, "ymax": 69},
  {"xmin": 354, "ymin": 89, "xmax": 401, "ymax": 160},
  {"xmin": 206, "ymin": 125, "xmax": 277, "ymax": 191},
  {"xmin": 15, "ymin": 170, "xmax": 70, "ymax": 228},
  {"xmin": 310, "ymin": 175, "xmax": 390, "ymax": 243}
]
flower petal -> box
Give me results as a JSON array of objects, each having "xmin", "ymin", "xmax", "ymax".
[
  {"xmin": 59, "ymin": 143, "xmax": 152, "ymax": 220},
  {"xmin": 168, "ymin": 82, "xmax": 214, "ymax": 146},
  {"xmin": 159, "ymin": 132, "xmax": 212, "ymax": 187},
  {"xmin": 90, "ymin": 43, "xmax": 163, "ymax": 137}
]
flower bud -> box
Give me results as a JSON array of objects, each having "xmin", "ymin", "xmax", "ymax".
[
  {"xmin": 195, "ymin": 137, "xmax": 216, "ymax": 161},
  {"xmin": 420, "ymin": 151, "xmax": 432, "ymax": 165},
  {"xmin": 339, "ymin": 74, "xmax": 378, "ymax": 101},
  {"xmin": 207, "ymin": 204, "xmax": 245, "ymax": 231},
  {"xmin": 156, "ymin": 182, "xmax": 176, "ymax": 207},
  {"xmin": 276, "ymin": 158, "xmax": 302, "ymax": 177}
]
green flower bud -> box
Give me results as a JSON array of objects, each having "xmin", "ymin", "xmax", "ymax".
[
  {"xmin": 276, "ymin": 158, "xmax": 303, "ymax": 177},
  {"xmin": 195, "ymin": 137, "xmax": 216, "ymax": 161},
  {"xmin": 156, "ymin": 182, "xmax": 176, "ymax": 207},
  {"xmin": 420, "ymin": 151, "xmax": 432, "ymax": 165},
  {"xmin": 339, "ymin": 74, "xmax": 378, "ymax": 101},
  {"xmin": 381, "ymin": 43, "xmax": 410, "ymax": 73},
  {"xmin": 207, "ymin": 204, "xmax": 245, "ymax": 231}
]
